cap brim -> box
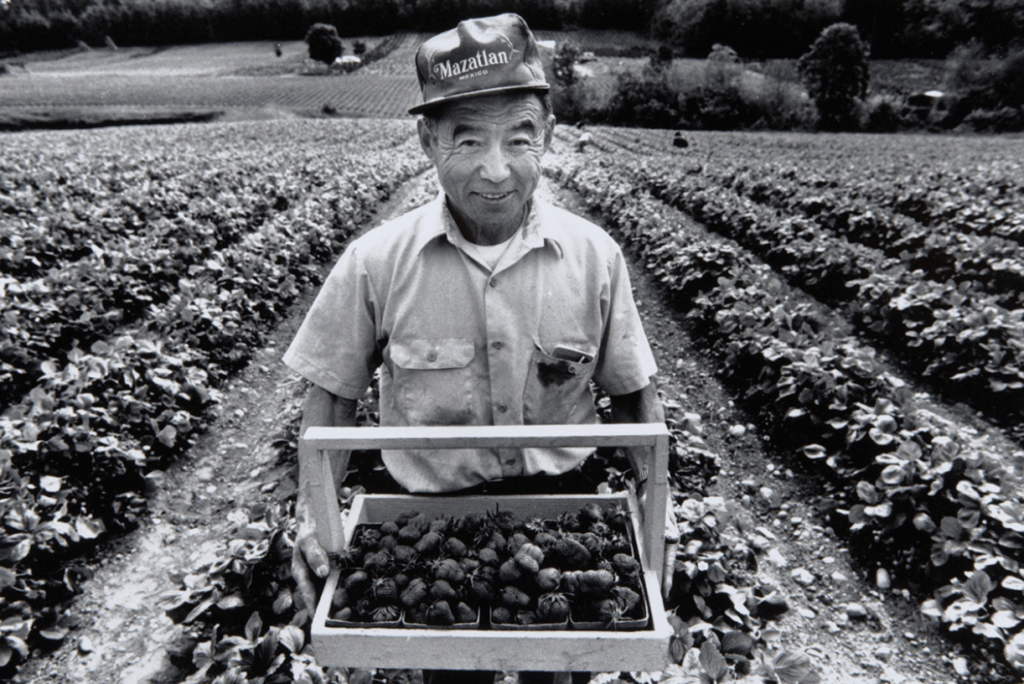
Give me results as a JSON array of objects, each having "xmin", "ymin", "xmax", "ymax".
[{"xmin": 408, "ymin": 83, "xmax": 550, "ymax": 115}]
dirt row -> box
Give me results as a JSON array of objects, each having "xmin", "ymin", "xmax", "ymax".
[{"xmin": 16, "ymin": 164, "xmax": 963, "ymax": 684}]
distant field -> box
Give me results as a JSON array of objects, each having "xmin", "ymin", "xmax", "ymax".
[
  {"xmin": 0, "ymin": 36, "xmax": 424, "ymax": 123},
  {"xmin": 0, "ymin": 34, "xmax": 951, "ymax": 129}
]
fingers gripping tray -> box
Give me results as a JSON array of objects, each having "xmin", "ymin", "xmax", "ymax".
[{"xmin": 305, "ymin": 424, "xmax": 673, "ymax": 672}]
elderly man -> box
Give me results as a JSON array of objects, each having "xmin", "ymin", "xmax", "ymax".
[{"xmin": 284, "ymin": 13, "xmax": 662, "ymax": 655}]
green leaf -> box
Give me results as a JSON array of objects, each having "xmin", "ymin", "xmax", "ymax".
[
  {"xmin": 856, "ymin": 481, "xmax": 879, "ymax": 504},
  {"xmin": 962, "ymin": 571, "xmax": 994, "ymax": 606},
  {"xmin": 279, "ymin": 625, "xmax": 304, "ymax": 653},
  {"xmin": 699, "ymin": 640, "xmax": 727, "ymax": 682},
  {"xmin": 721, "ymin": 630, "xmax": 755, "ymax": 656},
  {"xmin": 244, "ymin": 611, "xmax": 263, "ymax": 642},
  {"xmin": 771, "ymin": 651, "xmax": 814, "ymax": 684}
]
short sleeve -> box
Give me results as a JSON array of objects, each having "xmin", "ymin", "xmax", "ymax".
[
  {"xmin": 592, "ymin": 245, "xmax": 658, "ymax": 396},
  {"xmin": 282, "ymin": 241, "xmax": 380, "ymax": 400}
]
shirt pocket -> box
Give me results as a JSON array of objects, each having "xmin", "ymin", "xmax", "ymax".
[
  {"xmin": 389, "ymin": 338, "xmax": 478, "ymax": 426},
  {"xmin": 522, "ymin": 341, "xmax": 597, "ymax": 426}
]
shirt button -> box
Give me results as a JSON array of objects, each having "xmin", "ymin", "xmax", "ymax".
[
  {"xmin": 497, "ymin": 404, "xmax": 507, "ymax": 413},
  {"xmin": 492, "ymin": 341, "xmax": 503, "ymax": 350},
  {"xmin": 490, "ymin": 278, "xmax": 498, "ymax": 288},
  {"xmin": 505, "ymin": 459, "xmax": 516, "ymax": 466},
  {"xmin": 427, "ymin": 352, "xmax": 437, "ymax": 361}
]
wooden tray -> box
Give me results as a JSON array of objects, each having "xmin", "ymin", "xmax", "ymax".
[{"xmin": 305, "ymin": 424, "xmax": 673, "ymax": 672}]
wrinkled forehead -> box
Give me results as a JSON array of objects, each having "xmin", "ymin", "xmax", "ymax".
[{"xmin": 432, "ymin": 93, "xmax": 547, "ymax": 136}]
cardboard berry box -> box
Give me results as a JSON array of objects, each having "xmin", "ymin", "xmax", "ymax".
[{"xmin": 305, "ymin": 424, "xmax": 673, "ymax": 672}]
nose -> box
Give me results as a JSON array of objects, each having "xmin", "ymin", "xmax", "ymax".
[{"xmin": 478, "ymin": 140, "xmax": 511, "ymax": 183}]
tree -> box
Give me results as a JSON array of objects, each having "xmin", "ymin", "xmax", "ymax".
[
  {"xmin": 798, "ymin": 22, "xmax": 869, "ymax": 130},
  {"xmin": 305, "ymin": 22, "xmax": 342, "ymax": 68}
]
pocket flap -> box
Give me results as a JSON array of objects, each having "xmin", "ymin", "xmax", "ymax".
[{"xmin": 390, "ymin": 338, "xmax": 476, "ymax": 370}]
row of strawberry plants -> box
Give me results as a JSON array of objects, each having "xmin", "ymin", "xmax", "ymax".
[
  {"xmin": 547, "ymin": 155, "xmax": 1024, "ymax": 678},
  {"xmin": 709, "ymin": 167, "xmax": 1024, "ymax": 310},
  {"xmin": 0, "ymin": 119, "xmax": 415, "ymax": 279},
  {"xmin": 0, "ymin": 120, "xmax": 417, "ymax": 409},
  {"xmin": 0, "ymin": 120, "xmax": 426, "ymax": 676},
  {"xmin": 563, "ymin": 129, "xmax": 1024, "ymax": 310},
  {"xmin": 579, "ymin": 126, "xmax": 1024, "ymax": 247},
  {"xmin": 621, "ymin": 159, "xmax": 1024, "ymax": 443}
]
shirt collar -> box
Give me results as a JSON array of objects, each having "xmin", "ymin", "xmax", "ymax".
[{"xmin": 413, "ymin": 191, "xmax": 564, "ymax": 259}]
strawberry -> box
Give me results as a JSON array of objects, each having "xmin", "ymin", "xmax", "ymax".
[
  {"xmin": 427, "ymin": 600, "xmax": 455, "ymax": 626},
  {"xmin": 363, "ymin": 550, "xmax": 393, "ymax": 576},
  {"xmin": 535, "ymin": 567, "xmax": 561, "ymax": 592},
  {"xmin": 429, "ymin": 518, "xmax": 450, "ymax": 535},
  {"xmin": 407, "ymin": 603, "xmax": 427, "ymax": 625},
  {"xmin": 507, "ymin": 532, "xmax": 530, "ymax": 555},
  {"xmin": 612, "ymin": 586, "xmax": 641, "ymax": 615},
  {"xmin": 434, "ymin": 558, "xmax": 465, "ymax": 584},
  {"xmin": 371, "ymin": 577, "xmax": 399, "ymax": 603},
  {"xmin": 516, "ymin": 610, "xmax": 537, "ymax": 625},
  {"xmin": 394, "ymin": 511, "xmax": 420, "ymax": 527},
  {"xmin": 429, "ymin": 579, "xmax": 458, "ymax": 603},
  {"xmin": 533, "ymin": 531, "xmax": 559, "ymax": 549},
  {"xmin": 478, "ymin": 547, "xmax": 500, "ymax": 566},
  {"xmin": 580, "ymin": 502, "xmax": 605, "ymax": 526},
  {"xmin": 400, "ymin": 578, "xmax": 428, "ymax": 608},
  {"xmin": 552, "ymin": 538, "xmax": 591, "ymax": 570},
  {"xmin": 393, "ymin": 545, "xmax": 417, "ymax": 566},
  {"xmin": 380, "ymin": 534, "xmax": 398, "ymax": 551},
  {"xmin": 332, "ymin": 607, "xmax": 353, "ymax": 622},
  {"xmin": 380, "ymin": 520, "xmax": 400, "ymax": 537},
  {"xmin": 537, "ymin": 592, "xmax": 570, "ymax": 623},
  {"xmin": 331, "ymin": 585, "xmax": 349, "ymax": 610},
  {"xmin": 359, "ymin": 528, "xmax": 382, "ymax": 550},
  {"xmin": 594, "ymin": 597, "xmax": 620, "ymax": 623},
  {"xmin": 499, "ymin": 558, "xmax": 523, "ymax": 583},
  {"xmin": 443, "ymin": 536, "xmax": 468, "ymax": 558},
  {"xmin": 469, "ymin": 576, "xmax": 497, "ymax": 604},
  {"xmin": 576, "ymin": 532, "xmax": 604, "ymax": 558},
  {"xmin": 343, "ymin": 569, "xmax": 370, "ymax": 594},
  {"xmin": 492, "ymin": 606, "xmax": 512, "ymax": 624},
  {"xmin": 455, "ymin": 601, "xmax": 477, "ymax": 624},
  {"xmin": 606, "ymin": 504, "xmax": 631, "ymax": 532},
  {"xmin": 578, "ymin": 569, "xmax": 615, "ymax": 596},
  {"xmin": 397, "ymin": 524, "xmax": 423, "ymax": 544},
  {"xmin": 514, "ymin": 543, "xmax": 545, "ymax": 574},
  {"xmin": 414, "ymin": 531, "xmax": 442, "ymax": 554},
  {"xmin": 500, "ymin": 585, "xmax": 532, "ymax": 610},
  {"xmin": 612, "ymin": 553, "xmax": 641, "ymax": 576}
]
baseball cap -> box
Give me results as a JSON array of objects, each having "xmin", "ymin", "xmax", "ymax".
[{"xmin": 409, "ymin": 13, "xmax": 550, "ymax": 115}]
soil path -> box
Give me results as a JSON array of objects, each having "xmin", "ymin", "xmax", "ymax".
[{"xmin": 17, "ymin": 158, "xmax": 963, "ymax": 684}]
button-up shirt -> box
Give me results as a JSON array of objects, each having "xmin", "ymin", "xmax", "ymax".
[{"xmin": 283, "ymin": 193, "xmax": 657, "ymax": 492}]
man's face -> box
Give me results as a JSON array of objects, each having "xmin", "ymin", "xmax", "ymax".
[{"xmin": 418, "ymin": 93, "xmax": 554, "ymax": 244}]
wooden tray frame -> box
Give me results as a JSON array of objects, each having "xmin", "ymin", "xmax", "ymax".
[{"xmin": 304, "ymin": 423, "xmax": 673, "ymax": 672}]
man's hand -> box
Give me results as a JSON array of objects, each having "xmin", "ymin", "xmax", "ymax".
[
  {"xmin": 292, "ymin": 494, "xmax": 332, "ymax": 612},
  {"xmin": 293, "ymin": 385, "xmax": 358, "ymax": 612},
  {"xmin": 608, "ymin": 377, "xmax": 665, "ymax": 493}
]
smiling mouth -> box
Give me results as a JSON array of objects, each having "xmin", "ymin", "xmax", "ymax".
[{"xmin": 477, "ymin": 191, "xmax": 514, "ymax": 200}]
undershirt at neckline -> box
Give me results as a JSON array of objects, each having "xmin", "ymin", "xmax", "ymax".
[{"xmin": 457, "ymin": 230, "xmax": 519, "ymax": 272}]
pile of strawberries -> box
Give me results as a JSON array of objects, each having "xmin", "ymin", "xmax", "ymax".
[{"xmin": 328, "ymin": 503, "xmax": 648, "ymax": 629}]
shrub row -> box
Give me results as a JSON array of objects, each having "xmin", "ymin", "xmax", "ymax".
[
  {"xmin": 548, "ymin": 154, "xmax": 1024, "ymax": 677},
  {"xmin": 622, "ymin": 159, "xmax": 1024, "ymax": 442},
  {"xmin": 0, "ymin": 120, "xmax": 426, "ymax": 677}
]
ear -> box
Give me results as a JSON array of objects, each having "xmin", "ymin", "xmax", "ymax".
[
  {"xmin": 542, "ymin": 113, "xmax": 556, "ymax": 153},
  {"xmin": 417, "ymin": 118, "xmax": 437, "ymax": 162}
]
